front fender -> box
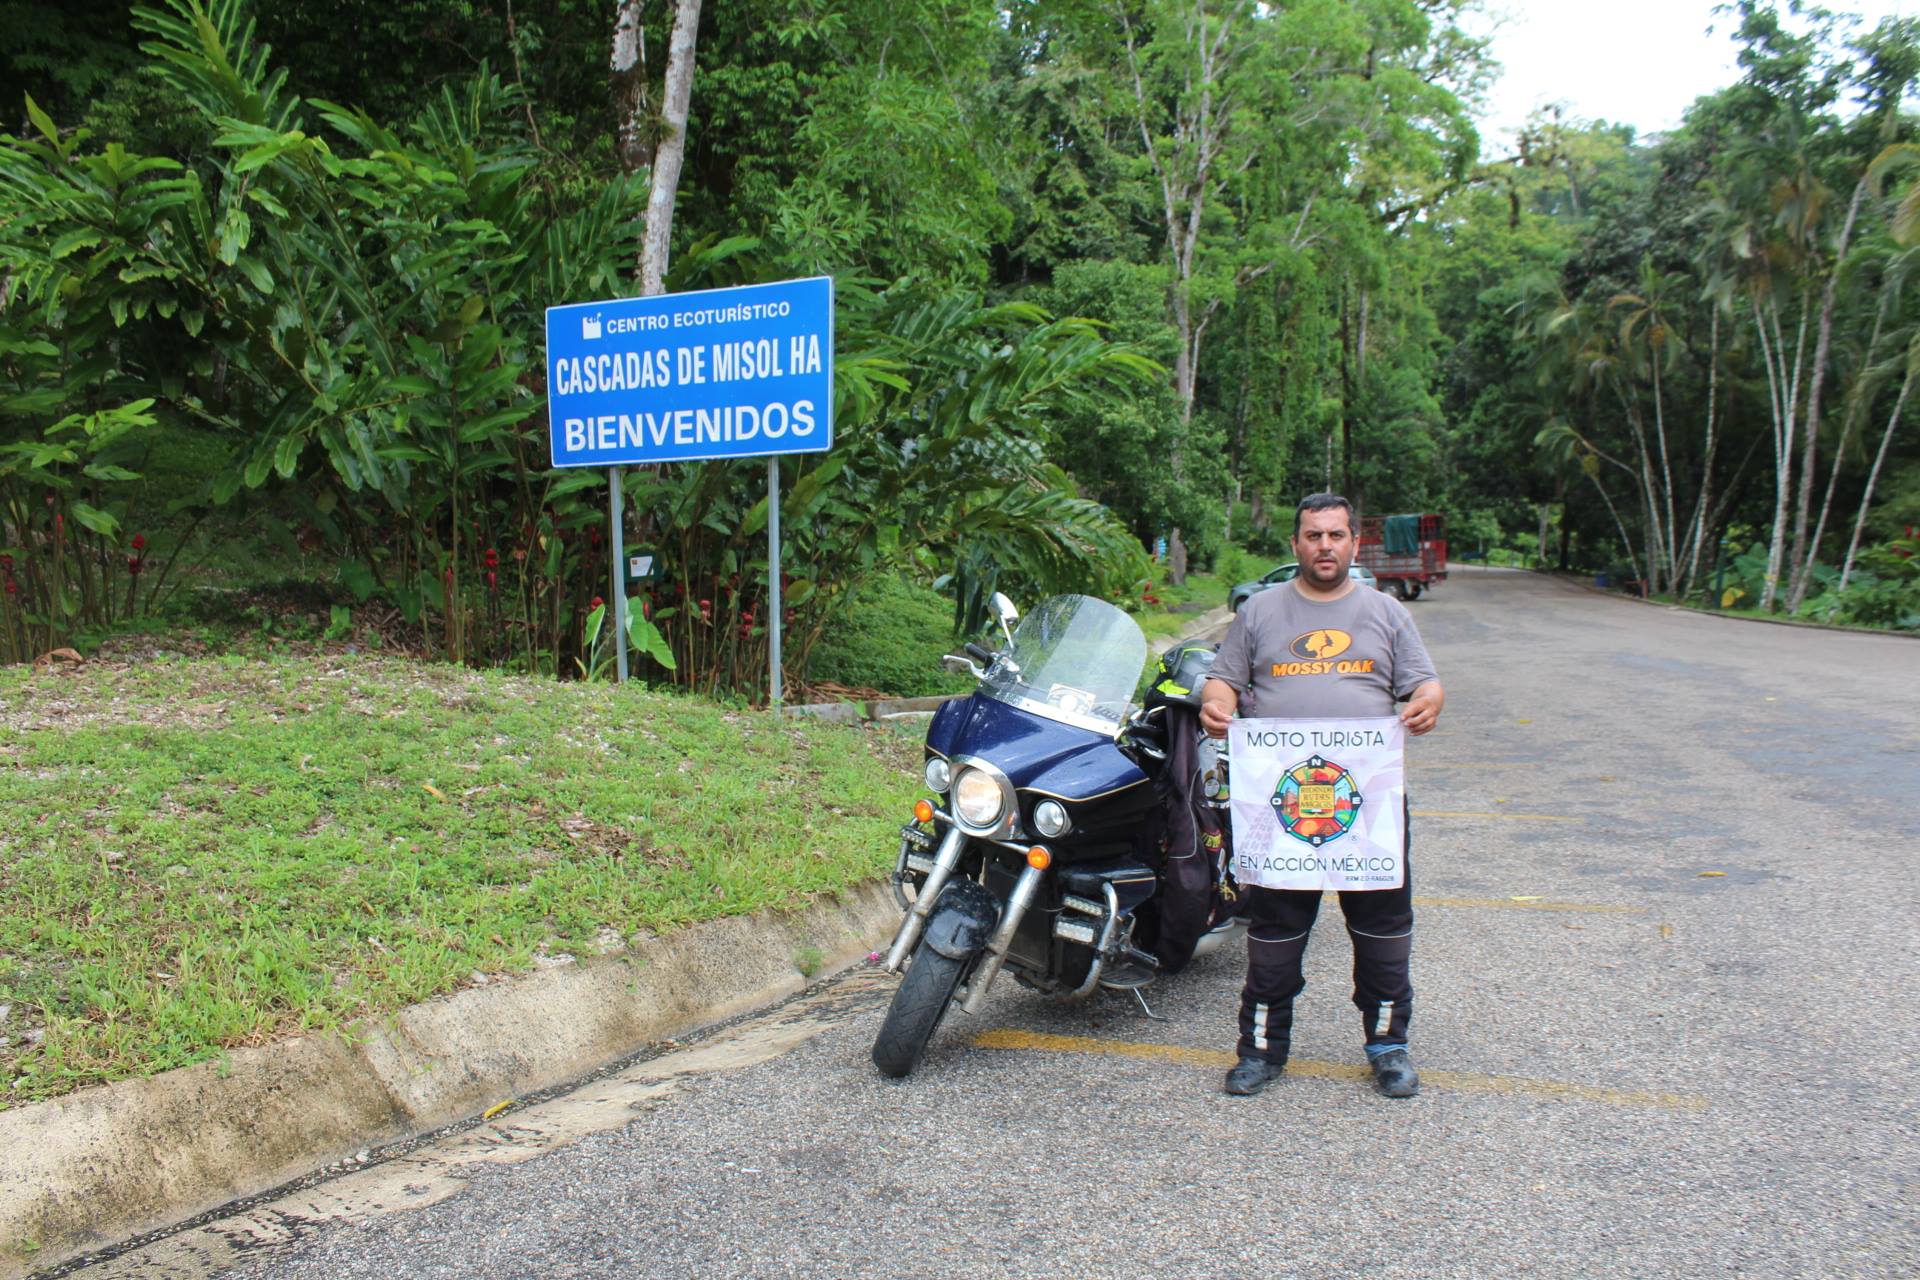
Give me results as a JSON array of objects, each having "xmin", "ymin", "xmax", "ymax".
[{"xmin": 922, "ymin": 878, "xmax": 1001, "ymax": 961}]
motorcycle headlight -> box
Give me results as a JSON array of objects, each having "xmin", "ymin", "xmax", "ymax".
[
  {"xmin": 952, "ymin": 767, "xmax": 1005, "ymax": 827},
  {"xmin": 924, "ymin": 758, "xmax": 951, "ymax": 793},
  {"xmin": 1033, "ymin": 800, "xmax": 1071, "ymax": 838}
]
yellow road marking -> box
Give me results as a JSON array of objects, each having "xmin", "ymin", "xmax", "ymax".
[
  {"xmin": 973, "ymin": 1029, "xmax": 1704, "ymax": 1111},
  {"xmin": 1419, "ymin": 762, "xmax": 1539, "ymax": 770},
  {"xmin": 1413, "ymin": 895, "xmax": 1643, "ymax": 914},
  {"xmin": 1412, "ymin": 810, "xmax": 1582, "ymax": 822}
]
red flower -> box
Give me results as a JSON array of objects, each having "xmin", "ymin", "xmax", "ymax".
[
  {"xmin": 3, "ymin": 577, "xmax": 17, "ymax": 597},
  {"xmin": 53, "ymin": 513, "xmax": 64, "ymax": 535},
  {"xmin": 485, "ymin": 570, "xmax": 498, "ymax": 589},
  {"xmin": 589, "ymin": 527, "xmax": 602, "ymax": 547},
  {"xmin": 131, "ymin": 534, "xmax": 147, "ymax": 552},
  {"xmin": 641, "ymin": 599, "xmax": 651, "ymax": 619},
  {"xmin": 483, "ymin": 547, "xmax": 499, "ymax": 568},
  {"xmin": 127, "ymin": 556, "xmax": 144, "ymax": 575},
  {"xmin": 590, "ymin": 595, "xmax": 605, "ymax": 610},
  {"xmin": 443, "ymin": 567, "xmax": 454, "ymax": 585}
]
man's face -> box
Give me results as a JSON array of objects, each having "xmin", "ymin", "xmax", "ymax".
[{"xmin": 1292, "ymin": 506, "xmax": 1355, "ymax": 589}]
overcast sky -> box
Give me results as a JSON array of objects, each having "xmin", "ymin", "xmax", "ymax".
[{"xmin": 1473, "ymin": 0, "xmax": 1916, "ymax": 150}]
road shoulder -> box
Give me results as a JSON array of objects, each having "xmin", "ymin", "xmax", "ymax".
[{"xmin": 0, "ymin": 883, "xmax": 897, "ymax": 1280}]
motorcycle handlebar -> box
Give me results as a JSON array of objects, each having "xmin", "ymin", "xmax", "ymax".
[{"xmin": 964, "ymin": 641, "xmax": 995, "ymax": 665}]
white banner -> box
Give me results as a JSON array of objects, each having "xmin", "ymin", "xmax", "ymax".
[{"xmin": 1228, "ymin": 717, "xmax": 1406, "ymax": 892}]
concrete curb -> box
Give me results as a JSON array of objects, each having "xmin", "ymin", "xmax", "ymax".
[
  {"xmin": 781, "ymin": 693, "xmax": 963, "ymax": 724},
  {"xmin": 0, "ymin": 882, "xmax": 901, "ymax": 1279}
]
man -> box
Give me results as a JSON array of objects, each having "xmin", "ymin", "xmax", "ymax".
[{"xmin": 1200, "ymin": 493, "xmax": 1444, "ymax": 1099}]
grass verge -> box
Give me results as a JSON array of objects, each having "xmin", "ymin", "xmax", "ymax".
[{"xmin": 0, "ymin": 654, "xmax": 919, "ymax": 1107}]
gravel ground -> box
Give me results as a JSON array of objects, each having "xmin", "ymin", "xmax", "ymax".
[{"xmin": 90, "ymin": 569, "xmax": 1920, "ymax": 1279}]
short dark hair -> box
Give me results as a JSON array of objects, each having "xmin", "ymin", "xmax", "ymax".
[{"xmin": 1294, "ymin": 492, "xmax": 1355, "ymax": 535}]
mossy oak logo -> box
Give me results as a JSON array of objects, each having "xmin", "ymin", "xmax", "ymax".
[
  {"xmin": 1289, "ymin": 629, "xmax": 1352, "ymax": 660},
  {"xmin": 1271, "ymin": 755, "xmax": 1363, "ymax": 846},
  {"xmin": 1270, "ymin": 628, "xmax": 1374, "ymax": 677}
]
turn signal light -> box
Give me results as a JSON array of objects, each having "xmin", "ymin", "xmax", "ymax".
[
  {"xmin": 913, "ymin": 799, "xmax": 935, "ymax": 824},
  {"xmin": 1027, "ymin": 846, "xmax": 1052, "ymax": 870}
]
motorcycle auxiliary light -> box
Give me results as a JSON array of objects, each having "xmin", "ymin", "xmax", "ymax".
[
  {"xmin": 952, "ymin": 767, "xmax": 1005, "ymax": 827},
  {"xmin": 912, "ymin": 799, "xmax": 936, "ymax": 824},
  {"xmin": 923, "ymin": 758, "xmax": 952, "ymax": 793},
  {"xmin": 1026, "ymin": 846, "xmax": 1052, "ymax": 870},
  {"xmin": 1033, "ymin": 800, "xmax": 1071, "ymax": 838}
]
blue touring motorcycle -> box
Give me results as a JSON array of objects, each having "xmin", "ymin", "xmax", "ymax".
[{"xmin": 872, "ymin": 592, "xmax": 1238, "ymax": 1077}]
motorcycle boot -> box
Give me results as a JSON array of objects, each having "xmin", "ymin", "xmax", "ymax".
[
  {"xmin": 1348, "ymin": 920, "xmax": 1413, "ymax": 1050},
  {"xmin": 1224, "ymin": 1055, "xmax": 1282, "ymax": 1096},
  {"xmin": 1368, "ymin": 1047, "xmax": 1419, "ymax": 1099},
  {"xmin": 1237, "ymin": 922, "xmax": 1310, "ymax": 1067}
]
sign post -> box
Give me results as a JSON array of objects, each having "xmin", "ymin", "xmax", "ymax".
[
  {"xmin": 545, "ymin": 276, "xmax": 833, "ymax": 695},
  {"xmin": 768, "ymin": 457, "xmax": 782, "ymax": 706},
  {"xmin": 609, "ymin": 466, "xmax": 628, "ymax": 683}
]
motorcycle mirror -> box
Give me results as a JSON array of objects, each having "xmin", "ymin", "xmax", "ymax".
[{"xmin": 988, "ymin": 592, "xmax": 1018, "ymax": 648}]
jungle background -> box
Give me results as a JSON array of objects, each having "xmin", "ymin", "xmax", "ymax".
[{"xmin": 5, "ymin": 0, "xmax": 1919, "ymax": 698}]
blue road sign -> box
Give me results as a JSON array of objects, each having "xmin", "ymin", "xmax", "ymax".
[{"xmin": 545, "ymin": 276, "xmax": 834, "ymax": 468}]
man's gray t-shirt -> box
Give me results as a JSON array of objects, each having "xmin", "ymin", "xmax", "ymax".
[{"xmin": 1210, "ymin": 581, "xmax": 1437, "ymax": 719}]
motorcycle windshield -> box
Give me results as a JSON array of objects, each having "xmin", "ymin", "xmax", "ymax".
[{"xmin": 979, "ymin": 595, "xmax": 1148, "ymax": 735}]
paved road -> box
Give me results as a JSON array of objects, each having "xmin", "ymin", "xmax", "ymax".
[{"xmin": 80, "ymin": 569, "xmax": 1919, "ymax": 1279}]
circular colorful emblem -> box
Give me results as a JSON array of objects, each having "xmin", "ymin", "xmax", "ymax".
[{"xmin": 1271, "ymin": 755, "xmax": 1363, "ymax": 846}]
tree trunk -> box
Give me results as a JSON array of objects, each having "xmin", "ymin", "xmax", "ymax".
[
  {"xmin": 1337, "ymin": 289, "xmax": 1353, "ymax": 496},
  {"xmin": 610, "ymin": 0, "xmax": 650, "ymax": 175},
  {"xmin": 1589, "ymin": 472, "xmax": 1642, "ymax": 589},
  {"xmin": 1759, "ymin": 294, "xmax": 1809, "ymax": 612},
  {"xmin": 1647, "ymin": 347, "xmax": 1677, "ymax": 586},
  {"xmin": 1617, "ymin": 391, "xmax": 1665, "ymax": 595},
  {"xmin": 1680, "ymin": 307, "xmax": 1720, "ymax": 596},
  {"xmin": 1786, "ymin": 174, "xmax": 1871, "ymax": 609},
  {"xmin": 1840, "ymin": 362, "xmax": 1913, "ymax": 591},
  {"xmin": 1171, "ymin": 284, "xmax": 1196, "ymax": 421},
  {"xmin": 638, "ymin": 0, "xmax": 703, "ymax": 294}
]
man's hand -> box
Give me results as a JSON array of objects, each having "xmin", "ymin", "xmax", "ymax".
[
  {"xmin": 1400, "ymin": 680, "xmax": 1444, "ymax": 736},
  {"xmin": 1199, "ymin": 677, "xmax": 1237, "ymax": 738}
]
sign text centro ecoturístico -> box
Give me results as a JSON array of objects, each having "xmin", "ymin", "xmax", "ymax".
[{"xmin": 545, "ymin": 276, "xmax": 834, "ymax": 468}]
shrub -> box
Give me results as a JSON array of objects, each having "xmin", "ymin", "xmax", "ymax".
[{"xmin": 803, "ymin": 575, "xmax": 975, "ymax": 699}]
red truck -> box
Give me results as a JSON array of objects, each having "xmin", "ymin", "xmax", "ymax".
[{"xmin": 1357, "ymin": 513, "xmax": 1448, "ymax": 600}]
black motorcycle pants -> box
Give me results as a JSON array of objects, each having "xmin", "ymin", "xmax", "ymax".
[{"xmin": 1236, "ymin": 819, "xmax": 1413, "ymax": 1066}]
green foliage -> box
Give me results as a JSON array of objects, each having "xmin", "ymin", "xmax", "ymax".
[
  {"xmin": 1031, "ymin": 260, "xmax": 1225, "ymax": 552},
  {"xmin": 15, "ymin": 0, "xmax": 1908, "ymax": 671},
  {"xmin": 0, "ymin": 0, "xmax": 1160, "ymax": 688},
  {"xmin": 0, "ymin": 1, "xmax": 145, "ymax": 125},
  {"xmin": 802, "ymin": 574, "xmax": 976, "ymax": 698}
]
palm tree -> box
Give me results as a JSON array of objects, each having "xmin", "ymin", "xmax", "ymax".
[{"xmin": 1610, "ymin": 258, "xmax": 1693, "ymax": 592}]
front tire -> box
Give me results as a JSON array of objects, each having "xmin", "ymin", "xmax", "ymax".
[{"xmin": 872, "ymin": 945, "xmax": 971, "ymax": 1078}]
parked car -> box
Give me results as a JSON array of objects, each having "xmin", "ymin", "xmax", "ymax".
[{"xmin": 1227, "ymin": 563, "xmax": 1379, "ymax": 612}]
